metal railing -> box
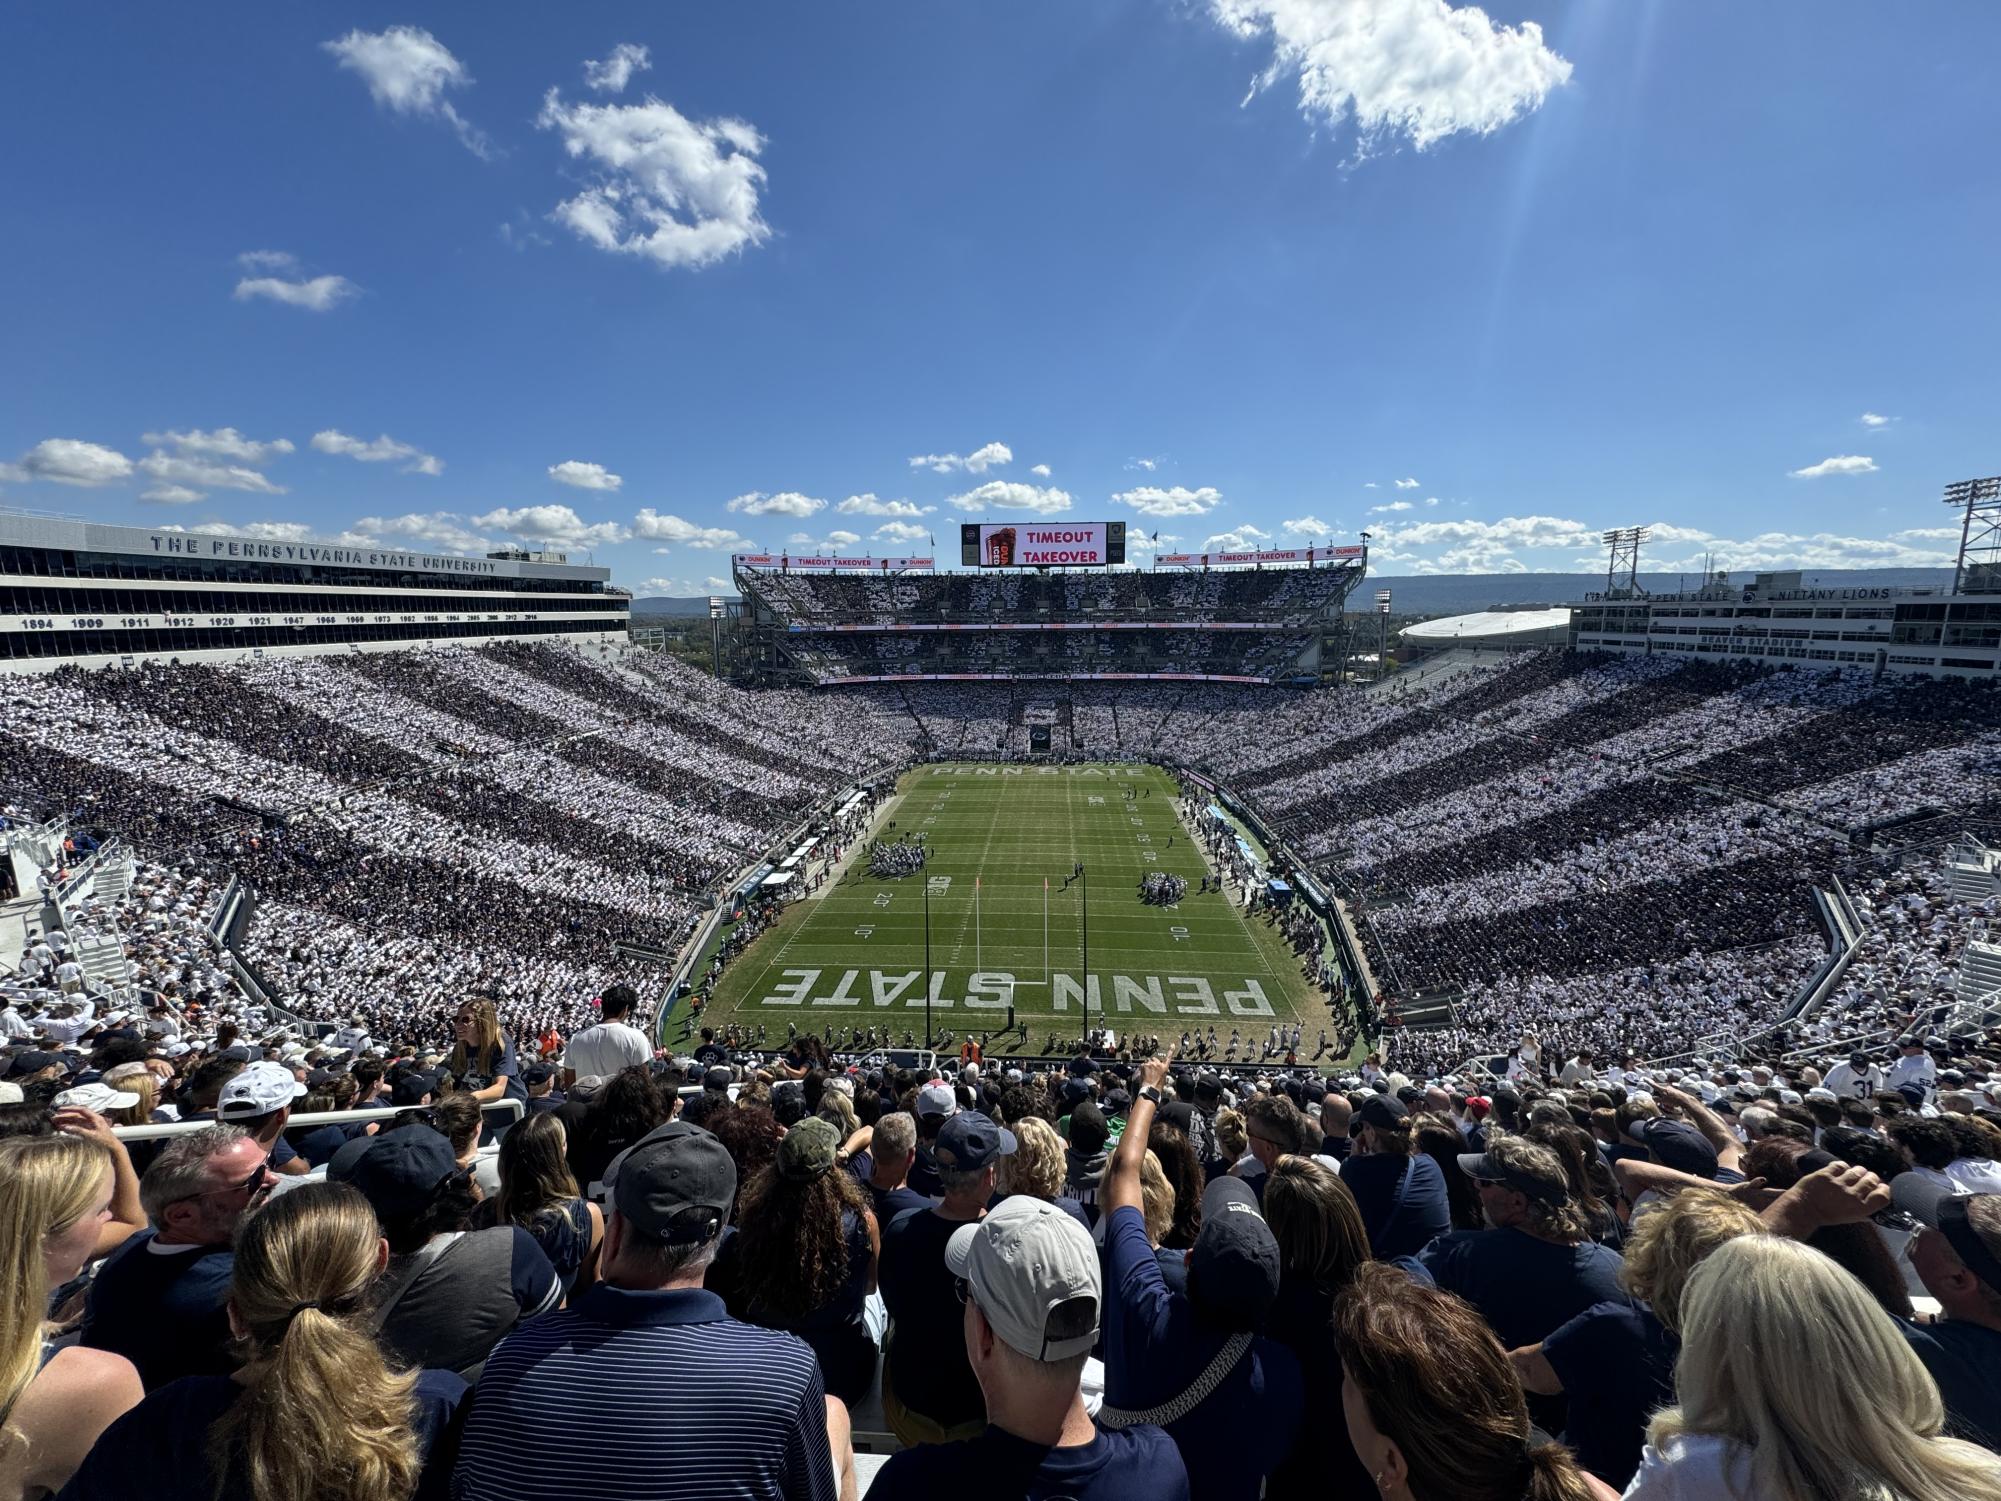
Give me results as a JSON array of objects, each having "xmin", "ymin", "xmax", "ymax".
[{"xmin": 110, "ymin": 1098, "xmax": 526, "ymax": 1143}]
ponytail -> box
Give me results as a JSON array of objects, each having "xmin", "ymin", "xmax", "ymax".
[
  {"xmin": 1522, "ymin": 1442, "xmax": 1599, "ymax": 1501},
  {"xmin": 211, "ymin": 1183, "xmax": 422, "ymax": 1501}
]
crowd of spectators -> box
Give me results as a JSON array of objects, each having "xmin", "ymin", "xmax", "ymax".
[{"xmin": 10, "ymin": 961, "xmax": 2001, "ymax": 1501}]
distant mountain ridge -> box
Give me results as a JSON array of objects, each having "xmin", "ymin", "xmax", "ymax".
[{"xmin": 628, "ymin": 567, "xmax": 1957, "ymax": 621}]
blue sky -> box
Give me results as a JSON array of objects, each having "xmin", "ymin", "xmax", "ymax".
[{"xmin": 3, "ymin": 2, "xmax": 1996, "ymax": 592}]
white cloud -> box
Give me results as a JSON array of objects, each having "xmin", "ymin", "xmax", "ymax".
[
  {"xmin": 1394, "ymin": 477, "xmax": 1420, "ymax": 489},
  {"xmin": 1860, "ymin": 412, "xmax": 1894, "ymax": 428},
  {"xmin": 1111, "ymin": 485, "xmax": 1224, "ymax": 518},
  {"xmin": 637, "ymin": 577, "xmax": 683, "ymax": 596},
  {"xmin": 583, "ymin": 42, "xmax": 651, "ymax": 94},
  {"xmin": 1363, "ymin": 481, "xmax": 1378, "ymax": 489},
  {"xmin": 142, "ymin": 427, "xmax": 295, "ymax": 464},
  {"xmin": 786, "ymin": 530, "xmax": 863, "ymax": 552},
  {"xmin": 1892, "ymin": 527, "xmax": 1960, "ymax": 542},
  {"xmin": 1126, "ymin": 532, "xmax": 1178, "ymax": 557},
  {"xmin": 237, "ymin": 250, "xmax": 299, "ymax": 273},
  {"xmin": 137, "ymin": 452, "xmax": 286, "ymax": 495},
  {"xmin": 944, "ymin": 480, "xmax": 1074, "ymax": 515},
  {"xmin": 139, "ymin": 485, "xmax": 204, "ymax": 505},
  {"xmin": 631, "ymin": 510, "xmax": 751, "ymax": 549},
  {"xmin": 322, "ymin": 26, "xmax": 492, "ymax": 158},
  {"xmin": 1424, "ymin": 496, "xmax": 1440, "ymax": 507},
  {"xmin": 1208, "ymin": 0, "xmax": 1572, "ymax": 155},
  {"xmin": 1789, "ymin": 454, "xmax": 1878, "ymax": 478},
  {"xmin": 1369, "ymin": 514, "xmax": 1598, "ymax": 551},
  {"xmin": 473, "ymin": 504, "xmax": 629, "ymax": 547},
  {"xmin": 12, "ymin": 438, "xmax": 134, "ymax": 487},
  {"xmin": 1030, "ymin": 463, "xmax": 1051, "ymax": 478},
  {"xmin": 1203, "ymin": 525, "xmax": 1272, "ymax": 551},
  {"xmin": 837, "ymin": 494, "xmax": 931, "ymax": 518},
  {"xmin": 726, "ymin": 491, "xmax": 824, "ymax": 518},
  {"xmin": 704, "ymin": 575, "xmax": 731, "ymax": 590},
  {"xmin": 232, "ymin": 521, "xmax": 381, "ymax": 547},
  {"xmin": 233, "ymin": 273, "xmax": 357, "ymax": 312},
  {"xmin": 908, "ymin": 442, "xmax": 1012, "ymax": 475},
  {"xmin": 1125, "ymin": 457, "xmax": 1161, "ymax": 472},
  {"xmin": 311, "ymin": 429, "xmax": 444, "ymax": 476},
  {"xmin": 351, "ymin": 512, "xmax": 493, "ymax": 553},
  {"xmin": 1369, "ymin": 499, "xmax": 1414, "ymax": 513},
  {"xmin": 536, "ymin": 87, "xmax": 769, "ymax": 271},
  {"xmin": 874, "ymin": 521, "xmax": 929, "ymax": 543},
  {"xmin": 548, "ymin": 459, "xmax": 622, "ymax": 491},
  {"xmin": 1280, "ymin": 514, "xmax": 1335, "ymax": 536}
]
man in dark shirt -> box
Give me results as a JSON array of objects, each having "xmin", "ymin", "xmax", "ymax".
[
  {"xmin": 1419, "ymin": 1134, "xmax": 1625, "ymax": 1431},
  {"xmin": 1893, "ymin": 1179, "xmax": 2001, "ymax": 1450},
  {"xmin": 1338, "ymin": 1093, "xmax": 1450, "ymax": 1259},
  {"xmin": 81, "ymin": 1124, "xmax": 278, "ymax": 1389},
  {"xmin": 879, "ymin": 1110, "xmax": 1015, "ymax": 1445},
  {"xmin": 870, "ymin": 1196, "xmax": 1188, "ymax": 1500},
  {"xmin": 866, "ymin": 1110, "xmax": 935, "ymax": 1225}
]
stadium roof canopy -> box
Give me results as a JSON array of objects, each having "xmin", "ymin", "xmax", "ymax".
[{"xmin": 1402, "ymin": 607, "xmax": 1573, "ymax": 646}]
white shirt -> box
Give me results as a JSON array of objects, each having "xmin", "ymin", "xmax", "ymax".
[
  {"xmin": 1946, "ymin": 1158, "xmax": 2001, "ymax": 1196},
  {"xmin": 1888, "ymin": 1054, "xmax": 1938, "ymax": 1096},
  {"xmin": 1622, "ymin": 1433, "xmax": 1757, "ymax": 1500},
  {"xmin": 1823, "ymin": 1062, "xmax": 1882, "ymax": 1100},
  {"xmin": 0, "ymin": 1006, "xmax": 30, "ymax": 1040},
  {"xmin": 561, "ymin": 1020, "xmax": 653, "ymax": 1078}
]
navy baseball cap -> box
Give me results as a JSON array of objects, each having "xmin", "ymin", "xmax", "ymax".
[
  {"xmin": 933, "ymin": 1111, "xmax": 1017, "ymax": 1171},
  {"xmin": 347, "ymin": 1127, "xmax": 464, "ymax": 1223},
  {"xmin": 1189, "ymin": 1176, "xmax": 1281, "ymax": 1327},
  {"xmin": 1357, "ymin": 1093, "xmax": 1408, "ymax": 1131},
  {"xmin": 1629, "ymin": 1118, "xmax": 1719, "ymax": 1178}
]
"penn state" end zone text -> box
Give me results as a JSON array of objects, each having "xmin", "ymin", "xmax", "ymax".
[{"xmin": 755, "ymin": 970, "xmax": 1275, "ymax": 1016}]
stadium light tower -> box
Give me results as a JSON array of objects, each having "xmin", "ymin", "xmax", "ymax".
[
  {"xmin": 1602, "ymin": 526, "xmax": 1650, "ymax": 599},
  {"xmin": 1943, "ymin": 475, "xmax": 2001, "ymax": 595}
]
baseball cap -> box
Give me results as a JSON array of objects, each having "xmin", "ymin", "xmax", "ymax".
[
  {"xmin": 521, "ymin": 1062, "xmax": 555, "ymax": 1087},
  {"xmin": 1457, "ymin": 1149, "xmax": 1569, "ymax": 1205},
  {"xmin": 778, "ymin": 1117, "xmax": 840, "ymax": 1182},
  {"xmin": 1067, "ymin": 1102, "xmax": 1109, "ymax": 1155},
  {"xmin": 1896, "ymin": 1083, "xmax": 1929, "ymax": 1107},
  {"xmin": 946, "ymin": 1197, "xmax": 1101, "ymax": 1361},
  {"xmin": 389, "ymin": 1070, "xmax": 440, "ymax": 1108},
  {"xmin": 1194, "ymin": 1072, "xmax": 1222, "ymax": 1102},
  {"xmin": 933, "ymin": 1111, "xmax": 1017, "ymax": 1171},
  {"xmin": 217, "ymin": 1061, "xmax": 308, "ymax": 1121},
  {"xmin": 702, "ymin": 1066, "xmax": 732, "ymax": 1092},
  {"xmin": 1189, "ymin": 1176, "xmax": 1281, "ymax": 1327},
  {"xmin": 55, "ymin": 1081, "xmax": 140, "ymax": 1113},
  {"xmin": 1357, "ymin": 1094, "xmax": 1408, "ymax": 1131},
  {"xmin": 6, "ymin": 1050, "xmax": 67, "ymax": 1079},
  {"xmin": 1627, "ymin": 1118, "xmax": 1719, "ymax": 1178},
  {"xmin": 1892, "ymin": 1179, "xmax": 2001, "ymax": 1291},
  {"xmin": 916, "ymin": 1082, "xmax": 959, "ymax": 1118},
  {"xmin": 1806, "ymin": 1087, "xmax": 1839, "ymax": 1105},
  {"xmin": 605, "ymin": 1121, "xmax": 736, "ymax": 1244},
  {"xmin": 0, "ymin": 1082, "xmax": 22, "ymax": 1106},
  {"xmin": 347, "ymin": 1127, "xmax": 465, "ymax": 1223}
]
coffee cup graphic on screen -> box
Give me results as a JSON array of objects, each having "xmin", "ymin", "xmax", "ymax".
[{"xmin": 985, "ymin": 527, "xmax": 1016, "ymax": 566}]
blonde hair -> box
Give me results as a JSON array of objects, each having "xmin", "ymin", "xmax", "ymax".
[
  {"xmin": 101, "ymin": 1063, "xmax": 159, "ymax": 1126},
  {"xmin": 1214, "ymin": 1108, "xmax": 1248, "ymax": 1160},
  {"xmin": 0, "ymin": 1136, "xmax": 111, "ymax": 1443},
  {"xmin": 1654, "ymin": 1236, "xmax": 2001, "ymax": 1501},
  {"xmin": 211, "ymin": 1182, "xmax": 422, "ymax": 1501},
  {"xmin": 1139, "ymin": 1149, "xmax": 1175, "ymax": 1246},
  {"xmin": 1619, "ymin": 1186, "xmax": 1768, "ymax": 1334},
  {"xmin": 997, "ymin": 1116, "xmax": 1066, "ymax": 1199},
  {"xmin": 449, "ymin": 996, "xmax": 504, "ymax": 1079}
]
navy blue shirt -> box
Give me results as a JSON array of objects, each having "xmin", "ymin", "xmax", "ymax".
[
  {"xmin": 869, "ymin": 1423, "xmax": 1190, "ymax": 1501},
  {"xmin": 1543, "ymin": 1300, "xmax": 1678, "ymax": 1489},
  {"xmin": 58, "ymin": 1369, "xmax": 465, "ymax": 1501},
  {"xmin": 1900, "ymin": 1318, "xmax": 2001, "ymax": 1452},
  {"xmin": 1102, "ymin": 1205, "xmax": 1303, "ymax": 1501},
  {"xmin": 869, "ymin": 1183, "xmax": 935, "ymax": 1226},
  {"xmin": 880, "ymin": 1208, "xmax": 985, "ymax": 1428},
  {"xmin": 455, "ymin": 1285, "xmax": 835, "ymax": 1501},
  {"xmin": 79, "ymin": 1232, "xmax": 236, "ymax": 1391},
  {"xmin": 1341, "ymin": 1152, "xmax": 1451, "ymax": 1260}
]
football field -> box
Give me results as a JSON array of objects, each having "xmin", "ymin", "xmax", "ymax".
[{"xmin": 698, "ymin": 762, "xmax": 1330, "ymax": 1048}]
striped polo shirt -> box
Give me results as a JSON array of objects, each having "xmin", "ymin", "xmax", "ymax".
[{"xmin": 453, "ymin": 1284, "xmax": 836, "ymax": 1501}]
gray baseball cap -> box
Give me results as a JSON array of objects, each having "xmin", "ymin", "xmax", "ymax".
[
  {"xmin": 605, "ymin": 1121, "xmax": 737, "ymax": 1244},
  {"xmin": 946, "ymin": 1196, "xmax": 1100, "ymax": 1361}
]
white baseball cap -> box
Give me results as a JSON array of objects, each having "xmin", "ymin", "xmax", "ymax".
[
  {"xmin": 946, "ymin": 1196, "xmax": 1101, "ymax": 1361},
  {"xmin": 56, "ymin": 1082, "xmax": 140, "ymax": 1113},
  {"xmin": 916, "ymin": 1082, "xmax": 959, "ymax": 1118},
  {"xmin": 217, "ymin": 1061, "xmax": 307, "ymax": 1120}
]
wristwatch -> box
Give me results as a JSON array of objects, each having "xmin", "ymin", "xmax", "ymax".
[{"xmin": 1139, "ymin": 1085, "xmax": 1165, "ymax": 1107}]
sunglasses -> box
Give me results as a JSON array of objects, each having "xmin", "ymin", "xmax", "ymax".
[{"xmin": 178, "ymin": 1159, "xmax": 270, "ymax": 1206}]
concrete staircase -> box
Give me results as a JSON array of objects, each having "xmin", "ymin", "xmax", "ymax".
[
  {"xmin": 75, "ymin": 932, "xmax": 133, "ymax": 996},
  {"xmin": 1948, "ymin": 839, "xmax": 2000, "ymax": 903}
]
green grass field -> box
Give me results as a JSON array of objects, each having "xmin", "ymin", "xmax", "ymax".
[{"xmin": 698, "ymin": 762, "xmax": 1329, "ymax": 1049}]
